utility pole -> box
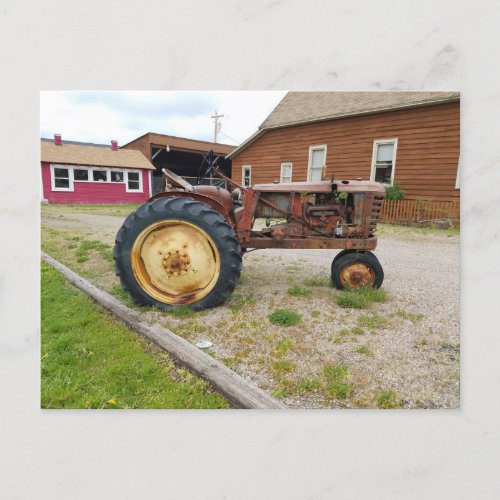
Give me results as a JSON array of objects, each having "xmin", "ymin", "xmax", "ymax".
[{"xmin": 211, "ymin": 111, "xmax": 224, "ymax": 143}]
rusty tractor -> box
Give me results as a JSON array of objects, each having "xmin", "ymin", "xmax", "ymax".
[{"xmin": 114, "ymin": 152, "xmax": 385, "ymax": 311}]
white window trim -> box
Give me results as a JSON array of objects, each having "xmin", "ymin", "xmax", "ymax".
[
  {"xmin": 307, "ymin": 145, "xmax": 327, "ymax": 181},
  {"xmin": 50, "ymin": 164, "xmax": 74, "ymax": 192},
  {"xmin": 370, "ymin": 139, "xmax": 398, "ymax": 186},
  {"xmin": 126, "ymin": 170, "xmax": 143, "ymax": 193},
  {"xmin": 280, "ymin": 162, "xmax": 293, "ymax": 183},
  {"xmin": 242, "ymin": 165, "xmax": 251, "ymax": 187}
]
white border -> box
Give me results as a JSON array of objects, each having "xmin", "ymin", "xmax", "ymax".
[
  {"xmin": 280, "ymin": 162, "xmax": 293, "ymax": 182},
  {"xmin": 370, "ymin": 138, "xmax": 398, "ymax": 186},
  {"xmin": 50, "ymin": 164, "xmax": 73, "ymax": 191},
  {"xmin": 307, "ymin": 144, "xmax": 327, "ymax": 181},
  {"xmin": 125, "ymin": 170, "xmax": 143, "ymax": 193}
]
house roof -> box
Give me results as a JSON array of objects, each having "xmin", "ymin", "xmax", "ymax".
[
  {"xmin": 41, "ymin": 139, "xmax": 155, "ymax": 170},
  {"xmin": 228, "ymin": 91, "xmax": 460, "ymax": 159},
  {"xmin": 123, "ymin": 132, "xmax": 236, "ymax": 157}
]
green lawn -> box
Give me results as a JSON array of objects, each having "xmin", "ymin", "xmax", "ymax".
[
  {"xmin": 41, "ymin": 262, "xmax": 228, "ymax": 409},
  {"xmin": 42, "ymin": 203, "xmax": 140, "ymax": 217}
]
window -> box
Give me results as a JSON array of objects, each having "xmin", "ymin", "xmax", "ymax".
[
  {"xmin": 371, "ymin": 139, "xmax": 397, "ymax": 185},
  {"xmin": 51, "ymin": 166, "xmax": 73, "ymax": 191},
  {"xmin": 74, "ymin": 169, "xmax": 89, "ymax": 181},
  {"xmin": 93, "ymin": 170, "xmax": 108, "ymax": 182},
  {"xmin": 126, "ymin": 171, "xmax": 142, "ymax": 192},
  {"xmin": 280, "ymin": 163, "xmax": 292, "ymax": 183},
  {"xmin": 111, "ymin": 171, "xmax": 124, "ymax": 182},
  {"xmin": 242, "ymin": 166, "xmax": 251, "ymax": 187},
  {"xmin": 308, "ymin": 145, "xmax": 327, "ymax": 181}
]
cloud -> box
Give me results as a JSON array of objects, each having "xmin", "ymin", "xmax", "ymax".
[{"xmin": 40, "ymin": 91, "xmax": 287, "ymax": 146}]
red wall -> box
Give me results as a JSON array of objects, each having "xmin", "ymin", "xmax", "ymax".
[{"xmin": 41, "ymin": 162, "xmax": 151, "ymax": 204}]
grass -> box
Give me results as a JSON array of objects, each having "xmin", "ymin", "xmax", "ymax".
[
  {"xmin": 355, "ymin": 345, "xmax": 372, "ymax": 356},
  {"xmin": 323, "ymin": 363, "xmax": 352, "ymax": 399},
  {"xmin": 395, "ymin": 309, "xmax": 425, "ymax": 323},
  {"xmin": 287, "ymin": 286, "xmax": 312, "ymax": 297},
  {"xmin": 274, "ymin": 338, "xmax": 293, "ymax": 357},
  {"xmin": 41, "ymin": 261, "xmax": 227, "ymax": 409},
  {"xmin": 304, "ymin": 277, "xmax": 331, "ymax": 287},
  {"xmin": 42, "ymin": 203, "xmax": 140, "ymax": 218},
  {"xmin": 311, "ymin": 310, "xmax": 321, "ymax": 318},
  {"xmin": 227, "ymin": 293, "xmax": 256, "ymax": 313},
  {"xmin": 357, "ymin": 314, "xmax": 387, "ymax": 329},
  {"xmin": 273, "ymin": 359, "xmax": 296, "ymax": 375},
  {"xmin": 336, "ymin": 291, "xmax": 368, "ymax": 309},
  {"xmin": 377, "ymin": 223, "xmax": 460, "ymax": 239},
  {"xmin": 168, "ymin": 305, "xmax": 196, "ymax": 318},
  {"xmin": 268, "ymin": 309, "xmax": 301, "ymax": 327},
  {"xmin": 374, "ymin": 390, "xmax": 401, "ymax": 409},
  {"xmin": 75, "ymin": 239, "xmax": 113, "ymax": 263}
]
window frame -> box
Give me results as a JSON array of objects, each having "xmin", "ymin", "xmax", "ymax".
[
  {"xmin": 73, "ymin": 167, "xmax": 91, "ymax": 182},
  {"xmin": 125, "ymin": 170, "xmax": 143, "ymax": 193},
  {"xmin": 50, "ymin": 164, "xmax": 74, "ymax": 192},
  {"xmin": 307, "ymin": 145, "xmax": 327, "ymax": 181},
  {"xmin": 242, "ymin": 165, "xmax": 252, "ymax": 188},
  {"xmin": 280, "ymin": 162, "xmax": 293, "ymax": 183},
  {"xmin": 370, "ymin": 138, "xmax": 398, "ymax": 186},
  {"xmin": 92, "ymin": 168, "xmax": 110, "ymax": 183}
]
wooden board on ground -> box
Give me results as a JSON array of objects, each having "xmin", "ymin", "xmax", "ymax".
[{"xmin": 41, "ymin": 252, "xmax": 287, "ymax": 410}]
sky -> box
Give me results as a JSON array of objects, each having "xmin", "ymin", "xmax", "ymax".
[{"xmin": 40, "ymin": 91, "xmax": 287, "ymax": 146}]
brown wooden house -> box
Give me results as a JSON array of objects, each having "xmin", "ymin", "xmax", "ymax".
[{"xmin": 228, "ymin": 92, "xmax": 460, "ymax": 202}]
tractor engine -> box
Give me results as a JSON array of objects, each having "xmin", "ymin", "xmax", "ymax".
[{"xmin": 255, "ymin": 191, "xmax": 369, "ymax": 240}]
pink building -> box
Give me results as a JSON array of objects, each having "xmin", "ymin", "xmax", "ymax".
[{"xmin": 41, "ymin": 135, "xmax": 155, "ymax": 204}]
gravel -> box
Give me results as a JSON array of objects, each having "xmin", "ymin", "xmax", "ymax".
[{"xmin": 42, "ymin": 208, "xmax": 460, "ymax": 409}]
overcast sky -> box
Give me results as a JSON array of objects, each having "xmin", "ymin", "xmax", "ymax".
[{"xmin": 40, "ymin": 91, "xmax": 287, "ymax": 146}]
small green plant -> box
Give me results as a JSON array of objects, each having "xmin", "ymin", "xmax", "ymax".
[
  {"xmin": 339, "ymin": 328, "xmax": 350, "ymax": 336},
  {"xmin": 338, "ymin": 192, "xmax": 348, "ymax": 201},
  {"xmin": 336, "ymin": 291, "xmax": 368, "ymax": 309},
  {"xmin": 169, "ymin": 305, "xmax": 195, "ymax": 318},
  {"xmin": 274, "ymin": 338, "xmax": 293, "ymax": 357},
  {"xmin": 375, "ymin": 390, "xmax": 401, "ymax": 409},
  {"xmin": 355, "ymin": 345, "xmax": 372, "ymax": 356},
  {"xmin": 287, "ymin": 285, "xmax": 312, "ymax": 297},
  {"xmin": 323, "ymin": 363, "xmax": 353, "ymax": 398},
  {"xmin": 385, "ymin": 182, "xmax": 405, "ymax": 200},
  {"xmin": 311, "ymin": 310, "xmax": 321, "ymax": 318},
  {"xmin": 351, "ymin": 326, "xmax": 365, "ymax": 335},
  {"xmin": 357, "ymin": 314, "xmax": 387, "ymax": 329},
  {"xmin": 227, "ymin": 293, "xmax": 256, "ymax": 313},
  {"xmin": 273, "ymin": 359, "xmax": 296, "ymax": 374},
  {"xmin": 268, "ymin": 309, "xmax": 301, "ymax": 327},
  {"xmin": 395, "ymin": 309, "xmax": 424, "ymax": 323},
  {"xmin": 298, "ymin": 379, "xmax": 322, "ymax": 393},
  {"xmin": 304, "ymin": 277, "xmax": 331, "ymax": 287},
  {"xmin": 355, "ymin": 286, "xmax": 388, "ymax": 303}
]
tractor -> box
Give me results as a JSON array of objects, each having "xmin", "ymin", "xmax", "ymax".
[{"xmin": 114, "ymin": 152, "xmax": 385, "ymax": 311}]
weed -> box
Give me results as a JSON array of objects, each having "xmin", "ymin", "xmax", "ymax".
[
  {"xmin": 336, "ymin": 291, "xmax": 367, "ymax": 309},
  {"xmin": 274, "ymin": 338, "xmax": 293, "ymax": 357},
  {"xmin": 351, "ymin": 326, "xmax": 365, "ymax": 335},
  {"xmin": 298, "ymin": 379, "xmax": 322, "ymax": 393},
  {"xmin": 375, "ymin": 390, "xmax": 401, "ymax": 409},
  {"xmin": 323, "ymin": 363, "xmax": 352, "ymax": 399},
  {"xmin": 311, "ymin": 310, "xmax": 321, "ymax": 318},
  {"xmin": 110, "ymin": 284, "xmax": 136, "ymax": 309},
  {"xmin": 355, "ymin": 345, "xmax": 372, "ymax": 356},
  {"xmin": 287, "ymin": 286, "xmax": 312, "ymax": 297},
  {"xmin": 327, "ymin": 382, "xmax": 352, "ymax": 399},
  {"xmin": 395, "ymin": 309, "xmax": 424, "ymax": 323},
  {"xmin": 339, "ymin": 328, "xmax": 350, "ymax": 336},
  {"xmin": 227, "ymin": 293, "xmax": 256, "ymax": 313},
  {"xmin": 333, "ymin": 337, "xmax": 344, "ymax": 344},
  {"xmin": 273, "ymin": 360, "xmax": 296, "ymax": 374},
  {"xmin": 169, "ymin": 305, "xmax": 195, "ymax": 318},
  {"xmin": 357, "ymin": 314, "xmax": 387, "ymax": 329},
  {"xmin": 323, "ymin": 364, "xmax": 349, "ymax": 382},
  {"xmin": 304, "ymin": 277, "xmax": 331, "ymax": 287},
  {"xmin": 75, "ymin": 240, "xmax": 113, "ymax": 263},
  {"xmin": 355, "ymin": 286, "xmax": 388, "ymax": 303},
  {"xmin": 268, "ymin": 309, "xmax": 301, "ymax": 327}
]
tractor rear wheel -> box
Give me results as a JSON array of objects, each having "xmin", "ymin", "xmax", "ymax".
[
  {"xmin": 114, "ymin": 197, "xmax": 242, "ymax": 311},
  {"xmin": 331, "ymin": 252, "xmax": 384, "ymax": 290}
]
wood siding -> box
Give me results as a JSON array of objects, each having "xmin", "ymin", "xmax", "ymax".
[
  {"xmin": 232, "ymin": 102, "xmax": 460, "ymax": 202},
  {"xmin": 41, "ymin": 162, "xmax": 151, "ymax": 204}
]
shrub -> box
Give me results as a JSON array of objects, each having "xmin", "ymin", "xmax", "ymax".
[
  {"xmin": 385, "ymin": 182, "xmax": 405, "ymax": 200},
  {"xmin": 268, "ymin": 309, "xmax": 301, "ymax": 327}
]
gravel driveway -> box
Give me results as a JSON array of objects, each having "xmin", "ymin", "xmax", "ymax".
[{"xmin": 42, "ymin": 207, "xmax": 460, "ymax": 409}]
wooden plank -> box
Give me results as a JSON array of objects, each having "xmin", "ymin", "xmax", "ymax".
[{"xmin": 41, "ymin": 252, "xmax": 288, "ymax": 410}]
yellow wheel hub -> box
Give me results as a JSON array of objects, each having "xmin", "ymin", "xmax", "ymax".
[
  {"xmin": 340, "ymin": 262, "xmax": 375, "ymax": 288},
  {"xmin": 130, "ymin": 220, "xmax": 220, "ymax": 305}
]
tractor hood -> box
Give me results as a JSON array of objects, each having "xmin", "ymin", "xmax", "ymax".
[{"xmin": 252, "ymin": 179, "xmax": 385, "ymax": 196}]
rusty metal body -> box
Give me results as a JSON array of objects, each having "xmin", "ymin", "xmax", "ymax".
[{"xmin": 159, "ymin": 168, "xmax": 385, "ymax": 253}]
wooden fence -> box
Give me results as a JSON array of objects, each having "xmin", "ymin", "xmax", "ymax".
[{"xmin": 379, "ymin": 199, "xmax": 460, "ymax": 226}]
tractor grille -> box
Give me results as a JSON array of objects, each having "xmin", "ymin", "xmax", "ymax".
[{"xmin": 369, "ymin": 196, "xmax": 384, "ymax": 235}]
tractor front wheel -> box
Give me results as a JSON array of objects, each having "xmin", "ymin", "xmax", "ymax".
[
  {"xmin": 331, "ymin": 252, "xmax": 384, "ymax": 290},
  {"xmin": 114, "ymin": 197, "xmax": 242, "ymax": 311}
]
